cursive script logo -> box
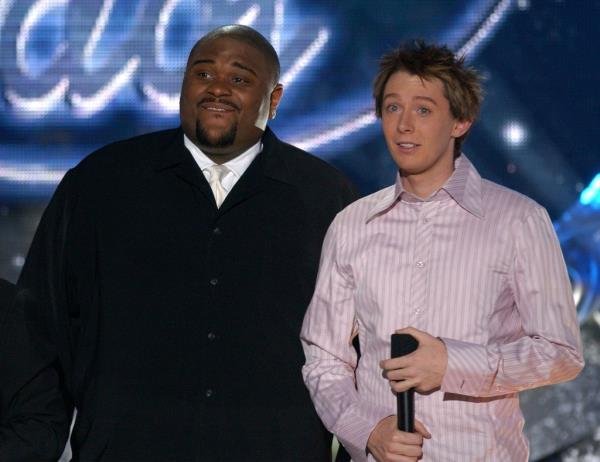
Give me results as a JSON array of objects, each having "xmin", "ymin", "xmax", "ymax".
[{"xmin": 0, "ymin": 0, "xmax": 329, "ymax": 118}]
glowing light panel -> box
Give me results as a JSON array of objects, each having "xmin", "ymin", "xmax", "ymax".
[{"xmin": 580, "ymin": 173, "xmax": 600, "ymax": 208}]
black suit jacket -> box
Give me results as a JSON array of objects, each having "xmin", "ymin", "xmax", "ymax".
[
  {"xmin": 0, "ymin": 127, "xmax": 358, "ymax": 461},
  {"xmin": 0, "ymin": 279, "xmax": 14, "ymax": 327}
]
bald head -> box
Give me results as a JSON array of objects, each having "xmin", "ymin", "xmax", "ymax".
[{"xmin": 190, "ymin": 25, "xmax": 281, "ymax": 86}]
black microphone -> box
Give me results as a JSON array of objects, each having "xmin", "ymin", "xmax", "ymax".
[{"xmin": 390, "ymin": 333, "xmax": 419, "ymax": 432}]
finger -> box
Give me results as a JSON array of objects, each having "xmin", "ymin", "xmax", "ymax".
[
  {"xmin": 379, "ymin": 450, "xmax": 419, "ymax": 462},
  {"xmin": 381, "ymin": 356, "xmax": 412, "ymax": 371},
  {"xmin": 414, "ymin": 419, "xmax": 432, "ymax": 439},
  {"xmin": 391, "ymin": 430, "xmax": 423, "ymax": 445},
  {"xmin": 394, "ymin": 326, "xmax": 421, "ymax": 336},
  {"xmin": 391, "ymin": 377, "xmax": 418, "ymax": 393},
  {"xmin": 397, "ymin": 457, "xmax": 418, "ymax": 462},
  {"xmin": 389, "ymin": 441, "xmax": 423, "ymax": 457},
  {"xmin": 384, "ymin": 367, "xmax": 413, "ymax": 381},
  {"xmin": 384, "ymin": 451, "xmax": 420, "ymax": 462}
]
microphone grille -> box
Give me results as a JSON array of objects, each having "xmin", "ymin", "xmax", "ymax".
[{"xmin": 391, "ymin": 333, "xmax": 419, "ymax": 358}]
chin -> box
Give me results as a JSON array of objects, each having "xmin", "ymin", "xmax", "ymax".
[{"xmin": 196, "ymin": 123, "xmax": 237, "ymax": 149}]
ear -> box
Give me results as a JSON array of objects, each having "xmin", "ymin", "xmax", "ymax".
[
  {"xmin": 451, "ymin": 119, "xmax": 473, "ymax": 138},
  {"xmin": 269, "ymin": 84, "xmax": 284, "ymax": 119}
]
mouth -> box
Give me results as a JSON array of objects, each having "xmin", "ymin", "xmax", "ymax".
[
  {"xmin": 199, "ymin": 98, "xmax": 239, "ymax": 113},
  {"xmin": 395, "ymin": 142, "xmax": 420, "ymax": 152}
]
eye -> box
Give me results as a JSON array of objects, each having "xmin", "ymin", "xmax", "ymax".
[
  {"xmin": 196, "ymin": 71, "xmax": 211, "ymax": 79},
  {"xmin": 416, "ymin": 106, "xmax": 431, "ymax": 115},
  {"xmin": 231, "ymin": 76, "xmax": 249, "ymax": 84},
  {"xmin": 385, "ymin": 103, "xmax": 399, "ymax": 113}
]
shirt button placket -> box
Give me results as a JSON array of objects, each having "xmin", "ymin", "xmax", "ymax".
[{"xmin": 410, "ymin": 204, "xmax": 435, "ymax": 321}]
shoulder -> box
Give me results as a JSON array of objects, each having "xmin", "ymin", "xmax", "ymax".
[
  {"xmin": 265, "ymin": 130, "xmax": 359, "ymax": 207},
  {"xmin": 0, "ymin": 278, "xmax": 15, "ymax": 309},
  {"xmin": 48, "ymin": 128, "xmax": 180, "ymax": 208},
  {"xmin": 480, "ymin": 179, "xmax": 545, "ymax": 220},
  {"xmin": 74, "ymin": 128, "xmax": 179, "ymax": 173},
  {"xmin": 267, "ymin": 130, "xmax": 354, "ymax": 187},
  {"xmin": 333, "ymin": 185, "xmax": 396, "ymax": 229},
  {"xmin": 62, "ymin": 128, "xmax": 180, "ymax": 193}
]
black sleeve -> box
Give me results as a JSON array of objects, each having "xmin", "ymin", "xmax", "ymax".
[
  {"xmin": 342, "ymin": 177, "xmax": 361, "ymax": 208},
  {"xmin": 0, "ymin": 171, "xmax": 78, "ymax": 461},
  {"xmin": 0, "ymin": 279, "xmax": 15, "ymax": 330}
]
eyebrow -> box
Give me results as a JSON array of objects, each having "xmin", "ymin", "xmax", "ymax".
[
  {"xmin": 383, "ymin": 94, "xmax": 439, "ymax": 106},
  {"xmin": 191, "ymin": 59, "xmax": 214, "ymax": 67},
  {"xmin": 190, "ymin": 59, "xmax": 258, "ymax": 77}
]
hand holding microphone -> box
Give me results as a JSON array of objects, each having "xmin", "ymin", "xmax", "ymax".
[
  {"xmin": 367, "ymin": 328, "xmax": 444, "ymax": 461},
  {"xmin": 381, "ymin": 327, "xmax": 448, "ymax": 395}
]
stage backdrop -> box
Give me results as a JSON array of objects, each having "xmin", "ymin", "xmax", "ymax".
[{"xmin": 0, "ymin": 1, "xmax": 599, "ymax": 460}]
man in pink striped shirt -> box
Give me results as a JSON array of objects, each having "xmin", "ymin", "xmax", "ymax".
[{"xmin": 301, "ymin": 41, "xmax": 584, "ymax": 462}]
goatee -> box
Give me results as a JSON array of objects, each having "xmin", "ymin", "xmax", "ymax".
[{"xmin": 196, "ymin": 122, "xmax": 237, "ymax": 148}]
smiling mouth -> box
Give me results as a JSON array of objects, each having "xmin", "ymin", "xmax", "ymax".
[
  {"xmin": 395, "ymin": 142, "xmax": 421, "ymax": 152},
  {"xmin": 200, "ymin": 98, "xmax": 239, "ymax": 112}
]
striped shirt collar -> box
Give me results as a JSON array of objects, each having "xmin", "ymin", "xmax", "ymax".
[{"xmin": 367, "ymin": 154, "xmax": 484, "ymax": 222}]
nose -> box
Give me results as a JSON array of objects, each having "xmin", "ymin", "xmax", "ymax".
[
  {"xmin": 206, "ymin": 77, "xmax": 232, "ymax": 97},
  {"xmin": 397, "ymin": 110, "xmax": 414, "ymax": 133}
]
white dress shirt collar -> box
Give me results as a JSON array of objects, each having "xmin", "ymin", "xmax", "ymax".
[{"xmin": 183, "ymin": 134, "xmax": 262, "ymax": 193}]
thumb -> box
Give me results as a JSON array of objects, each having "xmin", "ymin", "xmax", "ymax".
[
  {"xmin": 395, "ymin": 326, "xmax": 422, "ymax": 338},
  {"xmin": 415, "ymin": 419, "xmax": 431, "ymax": 439}
]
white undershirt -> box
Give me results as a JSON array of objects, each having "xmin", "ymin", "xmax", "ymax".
[{"xmin": 183, "ymin": 134, "xmax": 262, "ymax": 199}]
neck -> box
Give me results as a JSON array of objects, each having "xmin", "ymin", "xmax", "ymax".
[
  {"xmin": 400, "ymin": 161, "xmax": 455, "ymax": 199},
  {"xmin": 202, "ymin": 150, "xmax": 243, "ymax": 165},
  {"xmin": 200, "ymin": 140, "xmax": 259, "ymax": 165}
]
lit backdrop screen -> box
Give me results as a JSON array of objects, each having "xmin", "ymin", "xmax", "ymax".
[{"xmin": 0, "ymin": 1, "xmax": 599, "ymax": 460}]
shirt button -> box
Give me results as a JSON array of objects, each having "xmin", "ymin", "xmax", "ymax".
[
  {"xmin": 213, "ymin": 227, "xmax": 222, "ymax": 235},
  {"xmin": 210, "ymin": 278, "xmax": 219, "ymax": 286},
  {"xmin": 416, "ymin": 261, "xmax": 424, "ymax": 268},
  {"xmin": 205, "ymin": 389, "xmax": 214, "ymax": 398},
  {"xmin": 207, "ymin": 332, "xmax": 217, "ymax": 341}
]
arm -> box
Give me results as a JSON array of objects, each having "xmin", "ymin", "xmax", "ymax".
[
  {"xmin": 301, "ymin": 219, "xmax": 394, "ymax": 462},
  {"xmin": 440, "ymin": 206, "xmax": 584, "ymax": 397},
  {"xmin": 0, "ymin": 171, "xmax": 78, "ymax": 460}
]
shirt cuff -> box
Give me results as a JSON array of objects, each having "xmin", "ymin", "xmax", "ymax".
[
  {"xmin": 440, "ymin": 337, "xmax": 495, "ymax": 396},
  {"xmin": 333, "ymin": 401, "xmax": 392, "ymax": 462}
]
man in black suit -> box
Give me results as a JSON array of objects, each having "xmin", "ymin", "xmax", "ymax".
[{"xmin": 0, "ymin": 25, "xmax": 357, "ymax": 461}]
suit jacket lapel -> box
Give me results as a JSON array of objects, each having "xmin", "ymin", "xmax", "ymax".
[
  {"xmin": 153, "ymin": 127, "xmax": 296, "ymax": 212},
  {"xmin": 218, "ymin": 127, "xmax": 295, "ymax": 214},
  {"xmin": 217, "ymin": 154, "xmax": 264, "ymax": 213},
  {"xmin": 153, "ymin": 129, "xmax": 215, "ymax": 206}
]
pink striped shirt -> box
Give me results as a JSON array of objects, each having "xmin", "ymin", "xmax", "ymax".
[{"xmin": 301, "ymin": 155, "xmax": 584, "ymax": 462}]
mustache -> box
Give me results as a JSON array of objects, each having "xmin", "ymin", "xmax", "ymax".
[{"xmin": 199, "ymin": 97, "xmax": 240, "ymax": 111}]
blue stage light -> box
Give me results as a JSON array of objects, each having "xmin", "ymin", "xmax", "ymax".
[{"xmin": 580, "ymin": 173, "xmax": 600, "ymax": 208}]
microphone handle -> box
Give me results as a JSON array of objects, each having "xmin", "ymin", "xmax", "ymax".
[{"xmin": 397, "ymin": 388, "xmax": 415, "ymax": 432}]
